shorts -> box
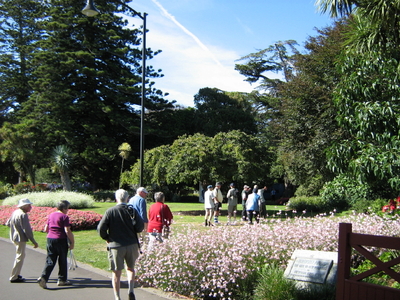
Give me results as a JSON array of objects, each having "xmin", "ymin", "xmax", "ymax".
[
  {"xmin": 227, "ymin": 204, "xmax": 237, "ymax": 214},
  {"xmin": 214, "ymin": 202, "xmax": 222, "ymax": 211},
  {"xmin": 108, "ymin": 244, "xmax": 139, "ymax": 271}
]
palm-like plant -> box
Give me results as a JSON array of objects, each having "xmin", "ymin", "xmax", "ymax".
[
  {"xmin": 315, "ymin": 0, "xmax": 356, "ymax": 17},
  {"xmin": 52, "ymin": 145, "xmax": 73, "ymax": 191},
  {"xmin": 118, "ymin": 142, "xmax": 131, "ymax": 187},
  {"xmin": 317, "ymin": 0, "xmax": 400, "ymax": 53}
]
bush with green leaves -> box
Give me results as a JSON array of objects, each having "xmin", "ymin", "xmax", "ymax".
[
  {"xmin": 254, "ymin": 264, "xmax": 297, "ymax": 300},
  {"xmin": 295, "ymin": 284, "xmax": 336, "ymax": 300},
  {"xmin": 92, "ymin": 190, "xmax": 116, "ymax": 202},
  {"xmin": 287, "ymin": 196, "xmax": 330, "ymax": 213},
  {"xmin": 0, "ymin": 182, "xmax": 13, "ymax": 200},
  {"xmin": 320, "ymin": 174, "xmax": 374, "ymax": 211},
  {"xmin": 254, "ymin": 264, "xmax": 336, "ymax": 300},
  {"xmin": 2, "ymin": 191, "xmax": 94, "ymax": 208}
]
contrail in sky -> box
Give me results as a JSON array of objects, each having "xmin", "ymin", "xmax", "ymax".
[{"xmin": 150, "ymin": 0, "xmax": 223, "ymax": 67}]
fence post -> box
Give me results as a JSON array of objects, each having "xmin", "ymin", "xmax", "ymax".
[{"xmin": 336, "ymin": 223, "xmax": 352, "ymax": 300}]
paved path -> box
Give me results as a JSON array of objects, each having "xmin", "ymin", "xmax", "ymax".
[{"xmin": 0, "ymin": 237, "xmax": 183, "ymax": 300}]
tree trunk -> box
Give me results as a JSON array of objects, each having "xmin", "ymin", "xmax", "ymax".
[{"xmin": 60, "ymin": 170, "xmax": 72, "ymax": 191}]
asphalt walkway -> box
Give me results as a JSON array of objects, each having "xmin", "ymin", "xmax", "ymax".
[{"xmin": 0, "ymin": 237, "xmax": 184, "ymax": 300}]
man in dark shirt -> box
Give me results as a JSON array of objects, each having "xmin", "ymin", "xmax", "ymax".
[{"xmin": 98, "ymin": 189, "xmax": 144, "ymax": 300}]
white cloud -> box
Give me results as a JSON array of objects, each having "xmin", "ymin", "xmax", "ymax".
[{"xmin": 142, "ymin": 1, "xmax": 253, "ymax": 106}]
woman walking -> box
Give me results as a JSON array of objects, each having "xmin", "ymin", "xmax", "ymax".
[
  {"xmin": 147, "ymin": 192, "xmax": 173, "ymax": 248},
  {"xmin": 38, "ymin": 200, "xmax": 75, "ymax": 289}
]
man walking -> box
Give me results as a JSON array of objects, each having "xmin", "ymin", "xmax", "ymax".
[
  {"xmin": 204, "ymin": 185, "xmax": 214, "ymax": 226},
  {"xmin": 246, "ymin": 187, "xmax": 260, "ymax": 224},
  {"xmin": 98, "ymin": 189, "xmax": 144, "ymax": 300},
  {"xmin": 226, "ymin": 183, "xmax": 239, "ymax": 225},
  {"xmin": 212, "ymin": 182, "xmax": 223, "ymax": 224},
  {"xmin": 129, "ymin": 187, "xmax": 148, "ymax": 233},
  {"xmin": 6, "ymin": 198, "xmax": 38, "ymax": 283},
  {"xmin": 258, "ymin": 186, "xmax": 267, "ymax": 219},
  {"xmin": 241, "ymin": 185, "xmax": 250, "ymax": 221}
]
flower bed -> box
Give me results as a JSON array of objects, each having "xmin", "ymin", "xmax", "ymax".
[
  {"xmin": 136, "ymin": 213, "xmax": 400, "ymax": 299},
  {"xmin": 0, "ymin": 206, "xmax": 102, "ymax": 231}
]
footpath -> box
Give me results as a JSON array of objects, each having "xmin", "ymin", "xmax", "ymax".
[{"xmin": 0, "ymin": 237, "xmax": 184, "ymax": 300}]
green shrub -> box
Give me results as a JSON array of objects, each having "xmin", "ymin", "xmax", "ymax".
[
  {"xmin": 254, "ymin": 264, "xmax": 336, "ymax": 300},
  {"xmin": 234, "ymin": 270, "xmax": 259, "ymax": 300},
  {"xmin": 295, "ymin": 284, "xmax": 336, "ymax": 300},
  {"xmin": 2, "ymin": 191, "xmax": 95, "ymax": 208},
  {"xmin": 180, "ymin": 195, "xmax": 198, "ymax": 203},
  {"xmin": 295, "ymin": 174, "xmax": 325, "ymax": 197},
  {"xmin": 351, "ymin": 198, "xmax": 389, "ymax": 214},
  {"xmin": 254, "ymin": 264, "xmax": 297, "ymax": 300},
  {"xmin": 0, "ymin": 182, "xmax": 13, "ymax": 199},
  {"xmin": 92, "ymin": 190, "xmax": 115, "ymax": 202},
  {"xmin": 351, "ymin": 250, "xmax": 400, "ymax": 289},
  {"xmin": 35, "ymin": 168, "xmax": 59, "ymax": 183},
  {"xmin": 320, "ymin": 174, "xmax": 374, "ymax": 211},
  {"xmin": 287, "ymin": 196, "xmax": 329, "ymax": 213}
]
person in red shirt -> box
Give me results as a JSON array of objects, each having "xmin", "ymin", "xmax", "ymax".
[{"xmin": 147, "ymin": 192, "xmax": 173, "ymax": 248}]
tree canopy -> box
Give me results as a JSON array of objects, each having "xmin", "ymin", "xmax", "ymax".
[
  {"xmin": 121, "ymin": 130, "xmax": 273, "ymax": 189},
  {"xmin": 0, "ymin": 0, "xmax": 172, "ymax": 188}
]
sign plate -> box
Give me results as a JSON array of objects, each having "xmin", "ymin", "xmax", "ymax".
[{"xmin": 286, "ymin": 257, "xmax": 333, "ymax": 284}]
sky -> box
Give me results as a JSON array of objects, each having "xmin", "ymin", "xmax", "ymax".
[{"xmin": 123, "ymin": 0, "xmax": 335, "ymax": 107}]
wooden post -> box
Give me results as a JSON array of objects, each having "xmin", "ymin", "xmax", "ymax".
[{"xmin": 336, "ymin": 223, "xmax": 352, "ymax": 300}]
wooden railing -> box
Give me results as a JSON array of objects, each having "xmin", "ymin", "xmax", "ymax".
[{"xmin": 336, "ymin": 222, "xmax": 400, "ymax": 300}]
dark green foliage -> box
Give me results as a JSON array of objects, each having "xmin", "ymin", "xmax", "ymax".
[
  {"xmin": 253, "ymin": 264, "xmax": 297, "ymax": 300},
  {"xmin": 295, "ymin": 284, "xmax": 336, "ymax": 300},
  {"xmin": 0, "ymin": 0, "xmax": 173, "ymax": 188},
  {"xmin": 121, "ymin": 130, "xmax": 273, "ymax": 189},
  {"xmin": 92, "ymin": 190, "xmax": 115, "ymax": 202},
  {"xmin": 35, "ymin": 168, "xmax": 59, "ymax": 184},
  {"xmin": 193, "ymin": 87, "xmax": 258, "ymax": 136},
  {"xmin": 350, "ymin": 198, "xmax": 387, "ymax": 214},
  {"xmin": 254, "ymin": 264, "xmax": 336, "ymax": 300},
  {"xmin": 351, "ymin": 249, "xmax": 400, "ymax": 289},
  {"xmin": 287, "ymin": 196, "xmax": 330, "ymax": 213},
  {"xmin": 328, "ymin": 49, "xmax": 400, "ymax": 191},
  {"xmin": 276, "ymin": 21, "xmax": 346, "ymax": 195},
  {"xmin": 320, "ymin": 174, "xmax": 374, "ymax": 211},
  {"xmin": 234, "ymin": 270, "xmax": 260, "ymax": 300}
]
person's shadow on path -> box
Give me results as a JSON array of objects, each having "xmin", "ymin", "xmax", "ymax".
[{"xmin": 23, "ymin": 278, "xmax": 111, "ymax": 290}]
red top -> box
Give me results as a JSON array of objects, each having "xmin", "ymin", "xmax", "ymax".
[{"xmin": 147, "ymin": 202, "xmax": 173, "ymax": 233}]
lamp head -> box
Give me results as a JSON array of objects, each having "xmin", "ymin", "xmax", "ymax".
[{"xmin": 82, "ymin": 0, "xmax": 99, "ymax": 17}]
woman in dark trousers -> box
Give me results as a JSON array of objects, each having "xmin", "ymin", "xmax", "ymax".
[{"xmin": 38, "ymin": 200, "xmax": 75, "ymax": 289}]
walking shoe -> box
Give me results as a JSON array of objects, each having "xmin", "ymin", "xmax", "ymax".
[
  {"xmin": 57, "ymin": 280, "xmax": 72, "ymax": 286},
  {"xmin": 38, "ymin": 277, "xmax": 47, "ymax": 289},
  {"xmin": 128, "ymin": 292, "xmax": 136, "ymax": 300},
  {"xmin": 10, "ymin": 277, "xmax": 25, "ymax": 283}
]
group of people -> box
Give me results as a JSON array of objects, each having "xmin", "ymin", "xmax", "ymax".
[
  {"xmin": 204, "ymin": 182, "xmax": 269, "ymax": 225},
  {"xmin": 6, "ymin": 187, "xmax": 173, "ymax": 300},
  {"xmin": 6, "ymin": 198, "xmax": 75, "ymax": 288}
]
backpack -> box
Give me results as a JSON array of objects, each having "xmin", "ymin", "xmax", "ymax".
[
  {"xmin": 125, "ymin": 204, "xmax": 136, "ymax": 226},
  {"xmin": 235, "ymin": 189, "xmax": 240, "ymax": 200}
]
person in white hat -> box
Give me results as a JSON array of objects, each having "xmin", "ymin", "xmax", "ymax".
[{"xmin": 6, "ymin": 198, "xmax": 38, "ymax": 283}]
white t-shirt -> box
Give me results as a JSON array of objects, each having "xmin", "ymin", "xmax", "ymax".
[
  {"xmin": 212, "ymin": 188, "xmax": 223, "ymax": 203},
  {"xmin": 204, "ymin": 190, "xmax": 214, "ymax": 209}
]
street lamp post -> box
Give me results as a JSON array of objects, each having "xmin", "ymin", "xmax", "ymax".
[{"xmin": 82, "ymin": 0, "xmax": 147, "ymax": 187}]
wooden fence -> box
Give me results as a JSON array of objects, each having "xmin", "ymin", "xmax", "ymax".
[{"xmin": 336, "ymin": 222, "xmax": 400, "ymax": 300}]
